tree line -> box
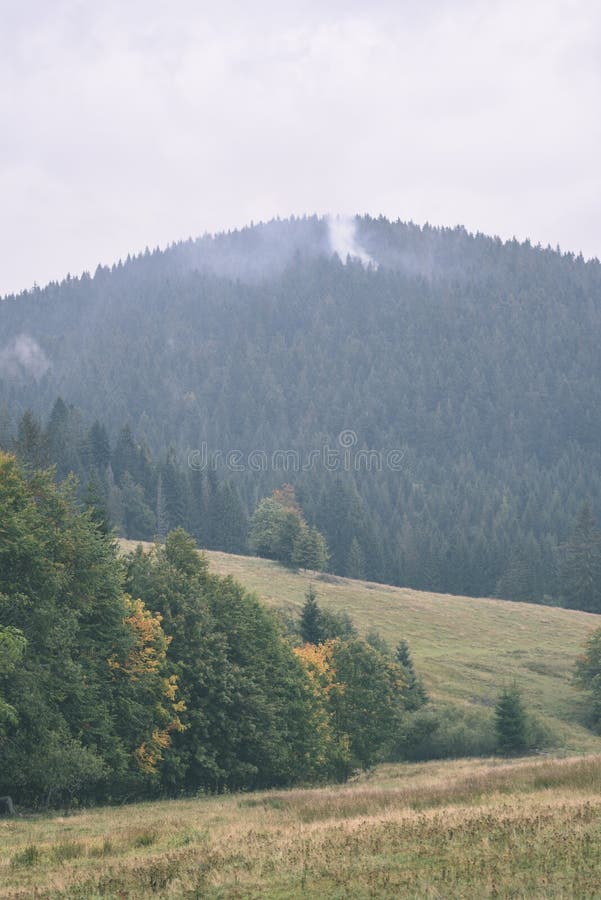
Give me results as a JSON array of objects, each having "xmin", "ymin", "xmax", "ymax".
[
  {"xmin": 0, "ymin": 452, "xmax": 412, "ymax": 808},
  {"xmin": 4, "ymin": 401, "xmax": 601, "ymax": 613}
]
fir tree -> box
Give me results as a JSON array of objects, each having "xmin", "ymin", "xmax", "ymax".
[
  {"xmin": 156, "ymin": 474, "xmax": 168, "ymax": 542},
  {"xmin": 346, "ymin": 537, "xmax": 366, "ymax": 579},
  {"xmin": 84, "ymin": 473, "xmax": 111, "ymax": 535},
  {"xmin": 299, "ymin": 585, "xmax": 323, "ymax": 644},
  {"xmin": 559, "ymin": 503, "xmax": 601, "ymax": 612},
  {"xmin": 395, "ymin": 639, "xmax": 428, "ymax": 710},
  {"xmin": 15, "ymin": 410, "xmax": 49, "ymax": 470},
  {"xmin": 494, "ymin": 684, "xmax": 528, "ymax": 755}
]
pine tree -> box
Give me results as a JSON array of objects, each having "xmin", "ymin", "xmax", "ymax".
[
  {"xmin": 346, "ymin": 537, "xmax": 366, "ymax": 579},
  {"xmin": 156, "ymin": 474, "xmax": 168, "ymax": 543},
  {"xmin": 293, "ymin": 525, "xmax": 327, "ymax": 571},
  {"xmin": 309, "ymin": 527, "xmax": 328, "ymax": 572},
  {"xmin": 299, "ymin": 585, "xmax": 323, "ymax": 644},
  {"xmin": 15, "ymin": 410, "xmax": 49, "ymax": 469},
  {"xmin": 0, "ymin": 403, "xmax": 12, "ymax": 451},
  {"xmin": 559, "ymin": 503, "xmax": 601, "ymax": 612},
  {"xmin": 292, "ymin": 526, "xmax": 312, "ymax": 570},
  {"xmin": 121, "ymin": 472, "xmax": 155, "ymax": 539},
  {"xmin": 494, "ymin": 684, "xmax": 528, "ymax": 755},
  {"xmin": 87, "ymin": 421, "xmax": 111, "ymax": 471},
  {"xmin": 84, "ymin": 473, "xmax": 111, "ymax": 535},
  {"xmin": 574, "ymin": 626, "xmax": 601, "ymax": 729},
  {"xmin": 112, "ymin": 424, "xmax": 138, "ymax": 483},
  {"xmin": 105, "ymin": 465, "xmax": 124, "ymax": 533},
  {"xmin": 395, "ymin": 640, "xmax": 428, "ymax": 710}
]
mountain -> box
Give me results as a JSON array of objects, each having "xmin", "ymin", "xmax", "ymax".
[{"xmin": 1, "ymin": 214, "xmax": 601, "ymax": 600}]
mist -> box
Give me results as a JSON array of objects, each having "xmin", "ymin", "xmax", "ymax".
[
  {"xmin": 0, "ymin": 334, "xmax": 50, "ymax": 380},
  {"xmin": 328, "ymin": 215, "xmax": 376, "ymax": 267}
]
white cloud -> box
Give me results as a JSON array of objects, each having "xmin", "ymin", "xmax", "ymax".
[{"xmin": 1, "ymin": 0, "xmax": 600, "ymax": 294}]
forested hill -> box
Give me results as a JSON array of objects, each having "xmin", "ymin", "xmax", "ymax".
[{"xmin": 1, "ymin": 214, "xmax": 601, "ymax": 602}]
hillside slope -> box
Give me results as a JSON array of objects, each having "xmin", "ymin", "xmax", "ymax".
[
  {"xmin": 120, "ymin": 541, "xmax": 601, "ymax": 751},
  {"xmin": 3, "ymin": 215, "xmax": 601, "ymax": 601}
]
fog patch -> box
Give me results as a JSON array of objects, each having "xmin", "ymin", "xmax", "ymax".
[
  {"xmin": 0, "ymin": 334, "xmax": 50, "ymax": 380},
  {"xmin": 327, "ymin": 215, "xmax": 376, "ymax": 267}
]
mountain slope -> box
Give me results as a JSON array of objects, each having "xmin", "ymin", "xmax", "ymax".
[
  {"xmin": 3, "ymin": 215, "xmax": 601, "ymax": 600},
  {"xmin": 121, "ymin": 541, "xmax": 601, "ymax": 751}
]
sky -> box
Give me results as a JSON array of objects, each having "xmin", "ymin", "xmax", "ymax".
[{"xmin": 1, "ymin": 0, "xmax": 600, "ymax": 295}]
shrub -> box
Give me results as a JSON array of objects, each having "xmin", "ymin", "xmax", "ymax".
[{"xmin": 392, "ymin": 704, "xmax": 497, "ymax": 762}]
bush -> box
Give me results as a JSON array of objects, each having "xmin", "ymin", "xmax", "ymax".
[
  {"xmin": 392, "ymin": 699, "xmax": 557, "ymax": 763},
  {"xmin": 392, "ymin": 704, "xmax": 497, "ymax": 762}
]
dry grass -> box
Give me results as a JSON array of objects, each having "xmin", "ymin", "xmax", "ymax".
[
  {"xmin": 120, "ymin": 541, "xmax": 601, "ymax": 751},
  {"xmin": 4, "ymin": 754, "xmax": 601, "ymax": 897}
]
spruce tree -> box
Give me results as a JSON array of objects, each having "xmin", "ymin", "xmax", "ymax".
[
  {"xmin": 346, "ymin": 537, "xmax": 366, "ymax": 579},
  {"xmin": 559, "ymin": 503, "xmax": 601, "ymax": 612},
  {"xmin": 293, "ymin": 525, "xmax": 327, "ymax": 571},
  {"xmin": 15, "ymin": 410, "xmax": 49, "ymax": 470},
  {"xmin": 395, "ymin": 639, "xmax": 428, "ymax": 710},
  {"xmin": 494, "ymin": 684, "xmax": 528, "ymax": 755},
  {"xmin": 87, "ymin": 421, "xmax": 111, "ymax": 471},
  {"xmin": 84, "ymin": 474, "xmax": 111, "ymax": 535},
  {"xmin": 156, "ymin": 474, "xmax": 168, "ymax": 542},
  {"xmin": 299, "ymin": 585, "xmax": 323, "ymax": 644}
]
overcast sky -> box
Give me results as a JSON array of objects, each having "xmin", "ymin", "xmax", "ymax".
[{"xmin": 1, "ymin": 0, "xmax": 600, "ymax": 295}]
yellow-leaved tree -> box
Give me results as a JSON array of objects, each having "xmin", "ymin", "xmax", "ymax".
[{"xmin": 109, "ymin": 595, "xmax": 185, "ymax": 777}]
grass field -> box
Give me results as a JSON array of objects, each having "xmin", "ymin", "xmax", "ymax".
[
  {"xmin": 120, "ymin": 542, "xmax": 601, "ymax": 752},
  {"xmin": 4, "ymin": 753, "xmax": 601, "ymax": 897}
]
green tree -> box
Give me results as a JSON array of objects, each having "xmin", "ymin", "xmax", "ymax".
[
  {"xmin": 395, "ymin": 639, "xmax": 428, "ymax": 710},
  {"xmin": 249, "ymin": 497, "xmax": 286, "ymax": 559},
  {"xmin": 346, "ymin": 537, "xmax": 366, "ymax": 579},
  {"xmin": 559, "ymin": 504, "xmax": 601, "ymax": 612},
  {"xmin": 330, "ymin": 639, "xmax": 407, "ymax": 769},
  {"xmin": 299, "ymin": 585, "xmax": 324, "ymax": 644},
  {"xmin": 251, "ymin": 488, "xmax": 327, "ymax": 569},
  {"xmin": 319, "ymin": 608, "xmax": 357, "ymax": 641},
  {"xmin": 32, "ymin": 732, "xmax": 108, "ymax": 810},
  {"xmin": 0, "ymin": 625, "xmax": 26, "ymax": 729},
  {"xmin": 15, "ymin": 410, "xmax": 49, "ymax": 470},
  {"xmin": 156, "ymin": 473, "xmax": 168, "ymax": 542},
  {"xmin": 574, "ymin": 626, "xmax": 601, "ymax": 729},
  {"xmin": 494, "ymin": 684, "xmax": 528, "ymax": 755},
  {"xmin": 84, "ymin": 473, "xmax": 111, "ymax": 535},
  {"xmin": 87, "ymin": 421, "xmax": 111, "ymax": 470},
  {"xmin": 294, "ymin": 526, "xmax": 328, "ymax": 571},
  {"xmin": 121, "ymin": 472, "xmax": 155, "ymax": 539}
]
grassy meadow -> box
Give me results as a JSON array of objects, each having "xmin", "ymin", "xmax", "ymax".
[
  {"xmin": 121, "ymin": 542, "xmax": 601, "ymax": 751},
  {"xmin": 4, "ymin": 754, "xmax": 601, "ymax": 897}
]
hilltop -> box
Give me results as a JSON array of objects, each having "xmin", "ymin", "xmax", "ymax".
[{"xmin": 120, "ymin": 541, "xmax": 601, "ymax": 752}]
